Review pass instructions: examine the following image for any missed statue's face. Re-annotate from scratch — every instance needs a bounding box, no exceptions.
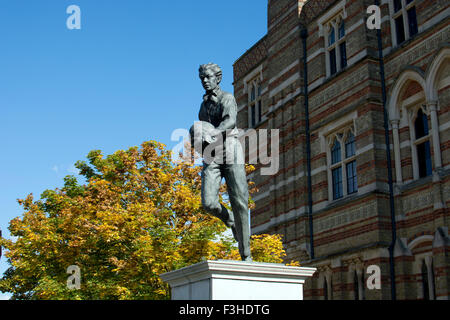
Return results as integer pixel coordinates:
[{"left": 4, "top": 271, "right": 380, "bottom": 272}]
[{"left": 200, "top": 69, "right": 219, "bottom": 92}]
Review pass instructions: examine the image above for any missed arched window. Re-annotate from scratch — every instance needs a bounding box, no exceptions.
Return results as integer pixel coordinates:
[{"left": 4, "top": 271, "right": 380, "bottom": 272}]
[
  {"left": 339, "top": 20, "right": 345, "bottom": 39},
  {"left": 328, "top": 26, "right": 336, "bottom": 46},
  {"left": 331, "top": 139, "right": 343, "bottom": 200},
  {"left": 345, "top": 133, "right": 357, "bottom": 195},
  {"left": 257, "top": 84, "right": 262, "bottom": 124},
  {"left": 250, "top": 105, "right": 256, "bottom": 128},
  {"left": 328, "top": 26, "right": 337, "bottom": 76},
  {"left": 389, "top": 70, "right": 442, "bottom": 184},
  {"left": 414, "top": 108, "right": 429, "bottom": 139},
  {"left": 345, "top": 132, "right": 356, "bottom": 158},
  {"left": 414, "top": 108, "right": 432, "bottom": 178},
  {"left": 338, "top": 21, "right": 347, "bottom": 69},
  {"left": 323, "top": 277, "right": 329, "bottom": 300},
  {"left": 247, "top": 81, "right": 263, "bottom": 128},
  {"left": 332, "top": 139, "right": 341, "bottom": 164},
  {"left": 325, "top": 16, "right": 347, "bottom": 77},
  {"left": 328, "top": 129, "right": 358, "bottom": 201}
]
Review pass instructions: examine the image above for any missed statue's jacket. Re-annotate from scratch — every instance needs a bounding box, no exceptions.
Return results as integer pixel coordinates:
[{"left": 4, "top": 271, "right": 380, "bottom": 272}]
[{"left": 198, "top": 88, "right": 242, "bottom": 165}]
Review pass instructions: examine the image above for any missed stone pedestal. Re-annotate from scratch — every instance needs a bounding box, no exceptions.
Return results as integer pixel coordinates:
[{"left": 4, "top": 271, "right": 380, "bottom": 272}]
[{"left": 160, "top": 260, "right": 316, "bottom": 300}]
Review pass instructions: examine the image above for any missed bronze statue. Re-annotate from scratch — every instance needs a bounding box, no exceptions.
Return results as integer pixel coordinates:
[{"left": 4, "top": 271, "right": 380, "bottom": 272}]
[{"left": 190, "top": 63, "right": 252, "bottom": 262}]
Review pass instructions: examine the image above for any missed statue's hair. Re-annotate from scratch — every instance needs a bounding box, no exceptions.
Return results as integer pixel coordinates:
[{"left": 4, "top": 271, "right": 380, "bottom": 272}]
[{"left": 199, "top": 63, "right": 222, "bottom": 82}]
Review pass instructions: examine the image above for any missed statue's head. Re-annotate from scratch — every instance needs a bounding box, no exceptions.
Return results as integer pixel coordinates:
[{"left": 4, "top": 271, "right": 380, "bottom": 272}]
[{"left": 199, "top": 63, "right": 222, "bottom": 92}]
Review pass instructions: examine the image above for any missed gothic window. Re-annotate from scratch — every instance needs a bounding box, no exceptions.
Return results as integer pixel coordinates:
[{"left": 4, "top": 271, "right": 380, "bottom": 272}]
[
  {"left": 257, "top": 84, "right": 262, "bottom": 124},
  {"left": 250, "top": 105, "right": 256, "bottom": 128},
  {"left": 325, "top": 15, "right": 347, "bottom": 77},
  {"left": 328, "top": 26, "right": 335, "bottom": 46},
  {"left": 331, "top": 140, "right": 343, "bottom": 200},
  {"left": 345, "top": 133, "right": 357, "bottom": 195},
  {"left": 332, "top": 167, "right": 343, "bottom": 200},
  {"left": 338, "top": 21, "right": 347, "bottom": 69},
  {"left": 413, "top": 108, "right": 432, "bottom": 178},
  {"left": 332, "top": 139, "right": 341, "bottom": 164},
  {"left": 389, "top": 71, "right": 443, "bottom": 184},
  {"left": 328, "top": 127, "right": 357, "bottom": 201},
  {"left": 329, "top": 47, "right": 337, "bottom": 76},
  {"left": 250, "top": 84, "right": 256, "bottom": 102},
  {"left": 257, "top": 100, "right": 262, "bottom": 124},
  {"left": 248, "top": 81, "right": 263, "bottom": 128},
  {"left": 345, "top": 131, "right": 356, "bottom": 158},
  {"left": 391, "top": 0, "right": 418, "bottom": 46}
]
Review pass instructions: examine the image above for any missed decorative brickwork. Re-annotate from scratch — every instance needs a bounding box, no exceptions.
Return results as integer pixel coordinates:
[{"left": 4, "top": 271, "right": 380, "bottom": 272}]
[
  {"left": 233, "top": 0, "right": 450, "bottom": 300},
  {"left": 233, "top": 37, "right": 268, "bottom": 83}
]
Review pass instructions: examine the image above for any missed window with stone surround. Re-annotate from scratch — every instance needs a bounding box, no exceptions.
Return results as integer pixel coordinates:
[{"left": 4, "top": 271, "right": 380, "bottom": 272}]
[
  {"left": 399, "top": 103, "right": 434, "bottom": 181},
  {"left": 324, "top": 12, "right": 347, "bottom": 77},
  {"left": 389, "top": 67, "right": 444, "bottom": 185},
  {"left": 248, "top": 80, "right": 262, "bottom": 128},
  {"left": 328, "top": 127, "right": 357, "bottom": 201},
  {"left": 317, "top": 0, "right": 348, "bottom": 78},
  {"left": 389, "top": 0, "right": 418, "bottom": 46},
  {"left": 413, "top": 107, "right": 432, "bottom": 178}
]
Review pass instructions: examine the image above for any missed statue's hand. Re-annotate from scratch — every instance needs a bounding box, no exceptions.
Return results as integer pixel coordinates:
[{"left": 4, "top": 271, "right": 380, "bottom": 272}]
[
  {"left": 203, "top": 127, "right": 221, "bottom": 144},
  {"left": 203, "top": 134, "right": 215, "bottom": 144},
  {"left": 190, "top": 121, "right": 221, "bottom": 153}
]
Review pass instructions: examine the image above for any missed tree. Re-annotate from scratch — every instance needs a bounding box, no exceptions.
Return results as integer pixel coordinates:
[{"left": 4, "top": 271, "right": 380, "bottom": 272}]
[{"left": 0, "top": 141, "right": 297, "bottom": 300}]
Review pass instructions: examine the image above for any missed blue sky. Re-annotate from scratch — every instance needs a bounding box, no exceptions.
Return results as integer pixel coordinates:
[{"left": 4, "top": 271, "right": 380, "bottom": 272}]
[{"left": 0, "top": 0, "right": 266, "bottom": 298}]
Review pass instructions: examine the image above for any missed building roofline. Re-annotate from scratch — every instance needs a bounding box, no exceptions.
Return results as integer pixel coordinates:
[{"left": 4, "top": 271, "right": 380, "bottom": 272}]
[{"left": 233, "top": 34, "right": 268, "bottom": 67}]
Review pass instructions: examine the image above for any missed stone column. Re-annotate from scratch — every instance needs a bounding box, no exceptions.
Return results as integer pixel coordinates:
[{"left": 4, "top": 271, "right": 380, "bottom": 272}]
[
  {"left": 408, "top": 109, "right": 419, "bottom": 180},
  {"left": 428, "top": 101, "right": 442, "bottom": 169},
  {"left": 391, "top": 119, "right": 402, "bottom": 183},
  {"left": 425, "top": 256, "right": 436, "bottom": 300}
]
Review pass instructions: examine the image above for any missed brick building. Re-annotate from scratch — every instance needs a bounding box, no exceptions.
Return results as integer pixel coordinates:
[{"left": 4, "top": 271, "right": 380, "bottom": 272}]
[{"left": 233, "top": 0, "right": 450, "bottom": 299}]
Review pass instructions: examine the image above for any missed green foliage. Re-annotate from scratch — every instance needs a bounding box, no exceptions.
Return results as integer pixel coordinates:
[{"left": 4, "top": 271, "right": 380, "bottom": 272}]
[{"left": 0, "top": 141, "right": 296, "bottom": 300}]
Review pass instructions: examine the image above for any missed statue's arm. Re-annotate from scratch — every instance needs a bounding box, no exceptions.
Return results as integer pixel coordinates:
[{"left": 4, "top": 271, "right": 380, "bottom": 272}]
[
  {"left": 197, "top": 103, "right": 216, "bottom": 144},
  {"left": 199, "top": 103, "right": 207, "bottom": 122},
  {"left": 215, "top": 93, "right": 237, "bottom": 134}
]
